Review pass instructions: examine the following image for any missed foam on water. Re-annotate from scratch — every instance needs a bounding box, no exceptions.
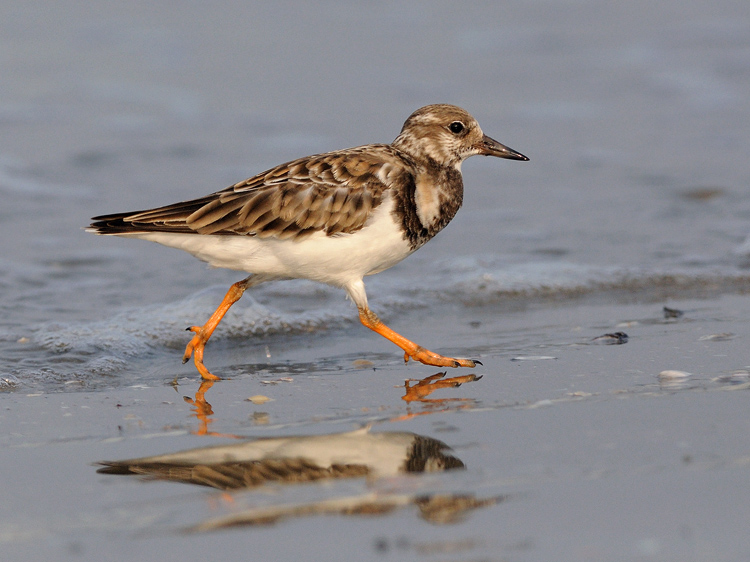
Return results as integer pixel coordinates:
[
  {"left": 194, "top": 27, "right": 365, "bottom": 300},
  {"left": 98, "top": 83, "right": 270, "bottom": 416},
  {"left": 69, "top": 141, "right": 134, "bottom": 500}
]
[{"left": 4, "top": 258, "right": 750, "bottom": 392}]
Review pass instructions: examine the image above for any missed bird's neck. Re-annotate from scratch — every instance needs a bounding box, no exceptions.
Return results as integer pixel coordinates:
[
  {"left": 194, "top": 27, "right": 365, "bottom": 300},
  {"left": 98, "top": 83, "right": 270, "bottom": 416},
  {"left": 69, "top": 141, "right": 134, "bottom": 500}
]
[{"left": 391, "top": 163, "right": 464, "bottom": 251}]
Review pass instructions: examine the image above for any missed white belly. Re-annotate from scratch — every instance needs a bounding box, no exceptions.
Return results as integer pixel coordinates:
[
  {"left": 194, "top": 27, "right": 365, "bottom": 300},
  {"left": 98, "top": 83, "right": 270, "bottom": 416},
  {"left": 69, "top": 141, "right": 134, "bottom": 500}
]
[{"left": 124, "top": 198, "right": 413, "bottom": 288}]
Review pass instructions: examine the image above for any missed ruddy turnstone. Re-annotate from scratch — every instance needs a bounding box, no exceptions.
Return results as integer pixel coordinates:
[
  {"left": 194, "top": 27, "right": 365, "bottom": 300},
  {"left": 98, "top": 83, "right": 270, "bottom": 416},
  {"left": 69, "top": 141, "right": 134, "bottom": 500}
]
[{"left": 89, "top": 104, "right": 528, "bottom": 380}]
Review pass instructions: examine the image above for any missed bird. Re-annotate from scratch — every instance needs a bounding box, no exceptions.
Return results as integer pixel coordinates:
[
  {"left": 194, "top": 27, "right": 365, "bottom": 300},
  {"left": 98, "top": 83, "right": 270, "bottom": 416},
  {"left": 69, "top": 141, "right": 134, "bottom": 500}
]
[{"left": 88, "top": 104, "right": 528, "bottom": 380}]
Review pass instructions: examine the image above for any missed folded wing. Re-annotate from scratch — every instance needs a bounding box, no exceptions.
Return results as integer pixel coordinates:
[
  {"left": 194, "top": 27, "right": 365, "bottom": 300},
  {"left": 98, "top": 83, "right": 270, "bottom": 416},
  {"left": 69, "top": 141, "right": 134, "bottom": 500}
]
[{"left": 90, "top": 145, "right": 409, "bottom": 241}]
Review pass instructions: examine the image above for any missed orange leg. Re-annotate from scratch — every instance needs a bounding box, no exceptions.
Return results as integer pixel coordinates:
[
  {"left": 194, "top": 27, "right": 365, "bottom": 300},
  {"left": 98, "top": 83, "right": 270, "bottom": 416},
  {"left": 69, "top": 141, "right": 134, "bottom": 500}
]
[
  {"left": 183, "top": 278, "right": 252, "bottom": 380},
  {"left": 358, "top": 307, "right": 480, "bottom": 368}
]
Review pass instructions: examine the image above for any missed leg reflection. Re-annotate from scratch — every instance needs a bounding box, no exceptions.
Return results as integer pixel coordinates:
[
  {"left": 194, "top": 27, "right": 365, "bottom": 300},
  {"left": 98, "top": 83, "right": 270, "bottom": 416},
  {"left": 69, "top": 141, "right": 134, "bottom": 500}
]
[{"left": 402, "top": 372, "right": 482, "bottom": 403}]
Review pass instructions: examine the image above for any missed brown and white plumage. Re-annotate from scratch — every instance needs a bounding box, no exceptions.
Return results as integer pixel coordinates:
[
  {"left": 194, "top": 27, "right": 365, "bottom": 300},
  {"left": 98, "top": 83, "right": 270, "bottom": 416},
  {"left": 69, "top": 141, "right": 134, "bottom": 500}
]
[
  {"left": 89, "top": 104, "right": 528, "bottom": 380},
  {"left": 91, "top": 145, "right": 397, "bottom": 240}
]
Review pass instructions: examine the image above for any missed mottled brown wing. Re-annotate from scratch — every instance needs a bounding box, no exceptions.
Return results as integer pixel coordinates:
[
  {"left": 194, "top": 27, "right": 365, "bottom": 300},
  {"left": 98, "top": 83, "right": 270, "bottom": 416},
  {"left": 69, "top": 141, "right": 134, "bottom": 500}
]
[{"left": 90, "top": 145, "right": 409, "bottom": 240}]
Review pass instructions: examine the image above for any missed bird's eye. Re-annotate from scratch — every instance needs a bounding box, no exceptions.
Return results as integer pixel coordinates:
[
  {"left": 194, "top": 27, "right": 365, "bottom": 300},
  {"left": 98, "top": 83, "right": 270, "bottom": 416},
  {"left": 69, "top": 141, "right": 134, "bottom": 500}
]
[{"left": 449, "top": 121, "right": 465, "bottom": 134}]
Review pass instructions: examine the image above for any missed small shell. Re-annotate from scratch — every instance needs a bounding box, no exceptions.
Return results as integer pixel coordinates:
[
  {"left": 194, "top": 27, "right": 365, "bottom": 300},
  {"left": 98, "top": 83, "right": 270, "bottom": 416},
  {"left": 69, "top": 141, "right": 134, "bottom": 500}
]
[
  {"left": 592, "top": 332, "right": 628, "bottom": 345},
  {"left": 658, "top": 370, "right": 691, "bottom": 379},
  {"left": 246, "top": 395, "right": 273, "bottom": 404},
  {"left": 663, "top": 306, "right": 684, "bottom": 319},
  {"left": 698, "top": 333, "right": 734, "bottom": 341}
]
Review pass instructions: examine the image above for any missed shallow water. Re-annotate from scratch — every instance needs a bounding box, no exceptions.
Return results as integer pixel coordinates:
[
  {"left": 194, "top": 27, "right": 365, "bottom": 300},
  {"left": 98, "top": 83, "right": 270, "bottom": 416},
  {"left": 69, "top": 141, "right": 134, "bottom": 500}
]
[{"left": 2, "top": 1, "right": 750, "bottom": 560}]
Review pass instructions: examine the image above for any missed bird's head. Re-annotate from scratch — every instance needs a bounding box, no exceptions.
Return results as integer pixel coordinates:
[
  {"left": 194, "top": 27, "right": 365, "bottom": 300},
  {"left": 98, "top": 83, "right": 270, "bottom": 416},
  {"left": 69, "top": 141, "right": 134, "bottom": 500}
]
[{"left": 393, "top": 104, "right": 528, "bottom": 169}]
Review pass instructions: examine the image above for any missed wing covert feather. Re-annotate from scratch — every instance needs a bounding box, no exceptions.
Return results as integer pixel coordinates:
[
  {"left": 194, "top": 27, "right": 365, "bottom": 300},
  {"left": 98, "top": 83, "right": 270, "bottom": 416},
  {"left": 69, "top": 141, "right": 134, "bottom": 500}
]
[{"left": 181, "top": 146, "right": 407, "bottom": 238}]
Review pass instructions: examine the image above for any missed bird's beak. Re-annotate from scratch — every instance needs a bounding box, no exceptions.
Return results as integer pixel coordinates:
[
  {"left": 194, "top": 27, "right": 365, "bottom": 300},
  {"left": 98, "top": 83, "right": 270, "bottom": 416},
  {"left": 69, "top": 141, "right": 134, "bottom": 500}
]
[{"left": 478, "top": 134, "right": 529, "bottom": 161}]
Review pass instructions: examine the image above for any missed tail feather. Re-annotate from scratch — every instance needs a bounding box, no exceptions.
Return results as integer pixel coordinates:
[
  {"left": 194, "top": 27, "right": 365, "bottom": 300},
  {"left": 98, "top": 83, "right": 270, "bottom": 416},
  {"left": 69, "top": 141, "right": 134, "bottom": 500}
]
[{"left": 87, "top": 197, "right": 214, "bottom": 235}]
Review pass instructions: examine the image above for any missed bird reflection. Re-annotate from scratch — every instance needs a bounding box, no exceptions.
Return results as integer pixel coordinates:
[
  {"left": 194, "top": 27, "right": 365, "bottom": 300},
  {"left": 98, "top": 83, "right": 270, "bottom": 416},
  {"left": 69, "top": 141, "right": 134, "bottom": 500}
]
[
  {"left": 182, "top": 380, "right": 227, "bottom": 437},
  {"left": 97, "top": 427, "right": 502, "bottom": 530},
  {"left": 187, "top": 492, "right": 504, "bottom": 531},
  {"left": 98, "top": 427, "right": 464, "bottom": 487},
  {"left": 180, "top": 370, "right": 482, "bottom": 435}
]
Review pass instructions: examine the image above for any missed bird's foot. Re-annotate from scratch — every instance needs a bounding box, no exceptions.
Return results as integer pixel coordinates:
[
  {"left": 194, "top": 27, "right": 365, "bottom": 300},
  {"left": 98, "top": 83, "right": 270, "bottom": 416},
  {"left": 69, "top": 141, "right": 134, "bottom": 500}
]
[
  {"left": 183, "top": 326, "right": 221, "bottom": 381},
  {"left": 357, "top": 307, "right": 481, "bottom": 369},
  {"left": 403, "top": 346, "right": 481, "bottom": 368}
]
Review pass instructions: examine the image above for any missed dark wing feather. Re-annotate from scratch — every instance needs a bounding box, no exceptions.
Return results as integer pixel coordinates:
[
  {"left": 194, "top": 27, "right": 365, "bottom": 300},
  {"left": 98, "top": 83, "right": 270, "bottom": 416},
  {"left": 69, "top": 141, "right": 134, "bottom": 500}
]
[{"left": 90, "top": 145, "right": 410, "bottom": 240}]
